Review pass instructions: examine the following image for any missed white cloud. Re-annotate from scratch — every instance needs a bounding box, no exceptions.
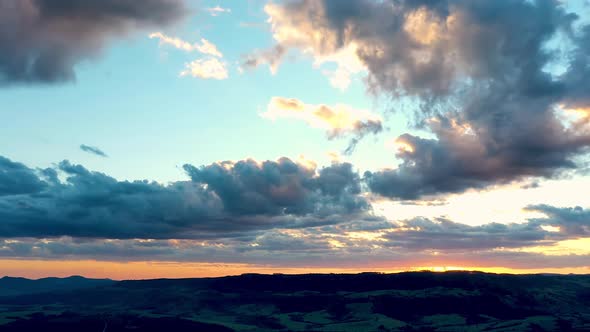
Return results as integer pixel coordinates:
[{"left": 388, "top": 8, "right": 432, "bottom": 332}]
[
  {"left": 248, "top": 4, "right": 367, "bottom": 90},
  {"left": 180, "top": 58, "right": 229, "bottom": 80},
  {"left": 150, "top": 32, "right": 229, "bottom": 80},
  {"left": 149, "top": 32, "right": 223, "bottom": 58},
  {"left": 206, "top": 6, "right": 231, "bottom": 16}
]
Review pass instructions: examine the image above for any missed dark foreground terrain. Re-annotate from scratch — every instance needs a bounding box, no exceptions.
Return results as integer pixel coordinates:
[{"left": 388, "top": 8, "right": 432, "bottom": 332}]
[{"left": 1, "top": 271, "right": 589, "bottom": 331}]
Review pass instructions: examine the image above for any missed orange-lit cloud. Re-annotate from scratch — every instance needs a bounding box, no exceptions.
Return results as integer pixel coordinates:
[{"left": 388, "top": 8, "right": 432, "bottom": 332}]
[
  {"left": 264, "top": 97, "right": 382, "bottom": 140},
  {"left": 403, "top": 8, "right": 447, "bottom": 45}
]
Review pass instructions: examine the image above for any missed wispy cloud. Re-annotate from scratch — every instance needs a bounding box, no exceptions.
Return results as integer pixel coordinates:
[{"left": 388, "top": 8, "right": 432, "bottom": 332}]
[
  {"left": 80, "top": 144, "right": 108, "bottom": 158},
  {"left": 264, "top": 97, "right": 382, "bottom": 153},
  {"left": 206, "top": 6, "right": 231, "bottom": 17},
  {"left": 149, "top": 32, "right": 228, "bottom": 80},
  {"left": 149, "top": 32, "right": 223, "bottom": 57}
]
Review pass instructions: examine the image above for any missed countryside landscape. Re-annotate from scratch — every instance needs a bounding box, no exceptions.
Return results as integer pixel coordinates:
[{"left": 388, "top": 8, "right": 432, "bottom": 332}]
[
  {"left": 2, "top": 0, "right": 590, "bottom": 330},
  {"left": 1, "top": 272, "right": 590, "bottom": 331}
]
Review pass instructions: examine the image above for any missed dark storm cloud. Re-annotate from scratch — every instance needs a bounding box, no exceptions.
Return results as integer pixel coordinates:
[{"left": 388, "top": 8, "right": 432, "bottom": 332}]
[
  {"left": 258, "top": 0, "right": 590, "bottom": 199},
  {"left": 183, "top": 158, "right": 368, "bottom": 217},
  {"left": 526, "top": 204, "right": 590, "bottom": 236},
  {"left": 366, "top": 113, "right": 590, "bottom": 199},
  {"left": 0, "top": 0, "right": 187, "bottom": 84},
  {"left": 0, "top": 156, "right": 46, "bottom": 196},
  {"left": 0, "top": 155, "right": 371, "bottom": 240},
  {"left": 80, "top": 144, "right": 108, "bottom": 157},
  {"left": 382, "top": 217, "right": 554, "bottom": 251}
]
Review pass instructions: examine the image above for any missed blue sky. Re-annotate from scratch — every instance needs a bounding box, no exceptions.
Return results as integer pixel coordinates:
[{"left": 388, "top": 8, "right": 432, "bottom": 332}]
[{"left": 0, "top": 0, "right": 406, "bottom": 183}]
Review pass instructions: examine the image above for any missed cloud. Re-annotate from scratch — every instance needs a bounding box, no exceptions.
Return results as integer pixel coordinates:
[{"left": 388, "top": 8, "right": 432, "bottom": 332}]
[
  {"left": 183, "top": 158, "right": 368, "bottom": 217},
  {"left": 206, "top": 6, "right": 231, "bottom": 17},
  {"left": 526, "top": 204, "right": 590, "bottom": 237},
  {"left": 0, "top": 0, "right": 187, "bottom": 85},
  {"left": 254, "top": 0, "right": 590, "bottom": 199},
  {"left": 0, "top": 155, "right": 371, "bottom": 240},
  {"left": 0, "top": 156, "right": 46, "bottom": 196},
  {"left": 264, "top": 97, "right": 383, "bottom": 153},
  {"left": 149, "top": 32, "right": 227, "bottom": 79},
  {"left": 149, "top": 32, "right": 223, "bottom": 57},
  {"left": 243, "top": 3, "right": 367, "bottom": 90},
  {"left": 242, "top": 45, "right": 286, "bottom": 75},
  {"left": 381, "top": 217, "right": 552, "bottom": 252},
  {"left": 365, "top": 107, "right": 590, "bottom": 199},
  {"left": 1, "top": 208, "right": 589, "bottom": 270},
  {"left": 180, "top": 58, "right": 229, "bottom": 80},
  {"left": 79, "top": 144, "right": 108, "bottom": 158},
  {"left": 1, "top": 154, "right": 589, "bottom": 269}
]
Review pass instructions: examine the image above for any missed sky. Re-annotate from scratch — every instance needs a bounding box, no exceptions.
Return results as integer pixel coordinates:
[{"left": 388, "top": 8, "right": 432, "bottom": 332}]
[{"left": 1, "top": 0, "right": 590, "bottom": 279}]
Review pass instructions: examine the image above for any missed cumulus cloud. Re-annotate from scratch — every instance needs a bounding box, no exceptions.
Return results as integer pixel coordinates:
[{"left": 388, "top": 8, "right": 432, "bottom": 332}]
[
  {"left": 183, "top": 158, "right": 368, "bottom": 217},
  {"left": 243, "top": 2, "right": 367, "bottom": 90},
  {"left": 253, "top": 0, "right": 590, "bottom": 199},
  {"left": 79, "top": 144, "right": 108, "bottom": 158},
  {"left": 366, "top": 113, "right": 590, "bottom": 199},
  {"left": 264, "top": 97, "right": 383, "bottom": 153},
  {"left": 0, "top": 156, "right": 46, "bottom": 196},
  {"left": 149, "top": 32, "right": 223, "bottom": 57},
  {"left": 179, "top": 58, "right": 229, "bottom": 80},
  {"left": 0, "top": 155, "right": 371, "bottom": 240},
  {"left": 0, "top": 0, "right": 187, "bottom": 84}
]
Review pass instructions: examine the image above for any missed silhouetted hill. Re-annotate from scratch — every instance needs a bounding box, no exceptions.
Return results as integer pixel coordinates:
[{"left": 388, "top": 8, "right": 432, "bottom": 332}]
[
  {"left": 0, "top": 275, "right": 114, "bottom": 297},
  {"left": 1, "top": 271, "right": 589, "bottom": 331}
]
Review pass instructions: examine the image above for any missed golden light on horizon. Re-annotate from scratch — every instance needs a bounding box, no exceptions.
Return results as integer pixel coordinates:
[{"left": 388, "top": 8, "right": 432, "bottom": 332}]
[
  {"left": 500, "top": 237, "right": 590, "bottom": 256},
  {"left": 1, "top": 259, "right": 588, "bottom": 280},
  {"left": 372, "top": 176, "right": 590, "bottom": 227}
]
